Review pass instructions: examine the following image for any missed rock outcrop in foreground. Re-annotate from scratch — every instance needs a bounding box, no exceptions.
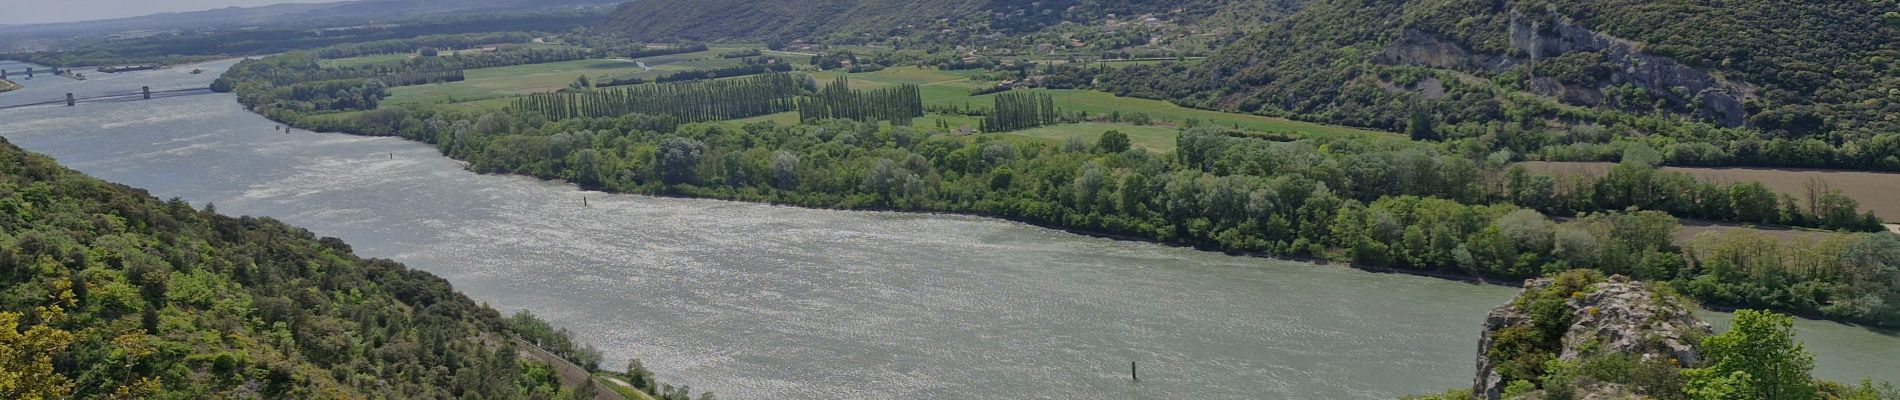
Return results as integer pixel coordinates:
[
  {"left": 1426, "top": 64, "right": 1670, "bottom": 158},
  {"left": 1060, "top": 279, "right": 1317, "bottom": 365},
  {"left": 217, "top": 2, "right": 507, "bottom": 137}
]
[{"left": 1473, "top": 273, "right": 1712, "bottom": 400}]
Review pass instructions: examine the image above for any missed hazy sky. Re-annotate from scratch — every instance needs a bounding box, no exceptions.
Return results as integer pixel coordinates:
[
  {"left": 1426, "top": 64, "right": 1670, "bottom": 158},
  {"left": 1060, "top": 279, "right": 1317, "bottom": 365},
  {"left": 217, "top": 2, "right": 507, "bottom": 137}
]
[{"left": 0, "top": 0, "right": 346, "bottom": 25}]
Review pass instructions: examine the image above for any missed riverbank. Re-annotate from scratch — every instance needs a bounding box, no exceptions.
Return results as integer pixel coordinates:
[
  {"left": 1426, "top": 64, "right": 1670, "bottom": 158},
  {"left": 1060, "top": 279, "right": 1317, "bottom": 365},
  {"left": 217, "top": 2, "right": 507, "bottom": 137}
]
[
  {"left": 0, "top": 78, "right": 19, "bottom": 93},
  {"left": 622, "top": 188, "right": 1504, "bottom": 286},
  {"left": 249, "top": 97, "right": 1900, "bottom": 330}
]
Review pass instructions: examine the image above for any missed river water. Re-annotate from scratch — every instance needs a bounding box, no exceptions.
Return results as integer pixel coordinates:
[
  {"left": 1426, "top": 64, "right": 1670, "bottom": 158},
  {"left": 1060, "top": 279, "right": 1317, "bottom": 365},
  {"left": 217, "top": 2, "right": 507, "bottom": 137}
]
[{"left": 1, "top": 60, "right": 1893, "bottom": 398}]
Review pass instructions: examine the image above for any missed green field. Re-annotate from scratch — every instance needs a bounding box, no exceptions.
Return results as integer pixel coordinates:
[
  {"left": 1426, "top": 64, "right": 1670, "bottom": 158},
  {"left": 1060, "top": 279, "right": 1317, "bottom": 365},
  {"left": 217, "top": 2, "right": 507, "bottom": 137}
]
[
  {"left": 319, "top": 53, "right": 413, "bottom": 68},
  {"left": 809, "top": 68, "right": 986, "bottom": 109},
  {"left": 380, "top": 56, "right": 1400, "bottom": 149},
  {"left": 1005, "top": 123, "right": 1181, "bottom": 152},
  {"left": 967, "top": 89, "right": 1396, "bottom": 141},
  {"left": 817, "top": 67, "right": 1398, "bottom": 142},
  {"left": 384, "top": 59, "right": 652, "bottom": 106},
  {"left": 711, "top": 111, "right": 805, "bottom": 130},
  {"left": 383, "top": 48, "right": 756, "bottom": 107}
]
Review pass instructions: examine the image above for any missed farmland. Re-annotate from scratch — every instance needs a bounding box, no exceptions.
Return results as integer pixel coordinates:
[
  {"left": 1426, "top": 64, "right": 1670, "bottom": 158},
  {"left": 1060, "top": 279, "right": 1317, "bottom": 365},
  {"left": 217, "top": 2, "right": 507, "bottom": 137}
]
[
  {"left": 1518, "top": 161, "right": 1900, "bottom": 222},
  {"left": 815, "top": 66, "right": 1399, "bottom": 142},
  {"left": 1004, "top": 122, "right": 1180, "bottom": 152},
  {"left": 318, "top": 53, "right": 413, "bottom": 68},
  {"left": 382, "top": 47, "right": 747, "bottom": 107},
  {"left": 368, "top": 55, "right": 1397, "bottom": 149}
]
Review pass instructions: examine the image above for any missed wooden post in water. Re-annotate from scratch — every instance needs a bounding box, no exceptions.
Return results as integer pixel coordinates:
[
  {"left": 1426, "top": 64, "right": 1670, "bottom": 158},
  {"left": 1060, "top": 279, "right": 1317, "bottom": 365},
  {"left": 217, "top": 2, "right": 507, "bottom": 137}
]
[
  {"left": 142, "top": 86, "right": 151, "bottom": 100},
  {"left": 65, "top": 93, "right": 75, "bottom": 107},
  {"left": 1131, "top": 361, "right": 1138, "bottom": 382}
]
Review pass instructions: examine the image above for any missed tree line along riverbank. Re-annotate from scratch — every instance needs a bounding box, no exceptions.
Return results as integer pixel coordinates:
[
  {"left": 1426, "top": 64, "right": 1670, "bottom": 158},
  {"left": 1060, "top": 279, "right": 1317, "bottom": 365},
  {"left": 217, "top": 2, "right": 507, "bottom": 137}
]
[{"left": 212, "top": 48, "right": 1900, "bottom": 330}]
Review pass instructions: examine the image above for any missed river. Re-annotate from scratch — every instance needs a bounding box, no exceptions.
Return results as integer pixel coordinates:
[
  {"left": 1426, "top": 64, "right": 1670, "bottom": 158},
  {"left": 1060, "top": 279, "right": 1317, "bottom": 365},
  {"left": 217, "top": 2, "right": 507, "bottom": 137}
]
[{"left": 1, "top": 59, "right": 1893, "bottom": 398}]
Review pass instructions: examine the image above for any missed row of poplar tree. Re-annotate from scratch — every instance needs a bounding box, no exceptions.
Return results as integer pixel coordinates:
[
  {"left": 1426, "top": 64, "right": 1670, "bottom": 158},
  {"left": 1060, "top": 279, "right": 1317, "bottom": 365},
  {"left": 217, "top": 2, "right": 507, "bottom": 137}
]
[
  {"left": 980, "top": 90, "right": 1059, "bottom": 132},
  {"left": 794, "top": 77, "right": 925, "bottom": 125},
  {"left": 513, "top": 73, "right": 810, "bottom": 122},
  {"left": 516, "top": 73, "right": 926, "bottom": 126}
]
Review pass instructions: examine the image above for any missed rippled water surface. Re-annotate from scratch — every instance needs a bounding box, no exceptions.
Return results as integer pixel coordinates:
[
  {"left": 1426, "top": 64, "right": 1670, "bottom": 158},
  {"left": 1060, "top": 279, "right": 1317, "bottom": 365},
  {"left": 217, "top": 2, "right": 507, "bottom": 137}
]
[{"left": 1, "top": 60, "right": 1893, "bottom": 398}]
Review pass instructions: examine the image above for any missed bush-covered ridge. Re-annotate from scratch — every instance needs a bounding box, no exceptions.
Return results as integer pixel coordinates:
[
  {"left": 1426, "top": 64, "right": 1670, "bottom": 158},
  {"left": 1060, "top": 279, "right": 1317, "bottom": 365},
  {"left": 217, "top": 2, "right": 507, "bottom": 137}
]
[
  {"left": 598, "top": 0, "right": 1280, "bottom": 44},
  {"left": 0, "top": 137, "right": 615, "bottom": 398},
  {"left": 1103, "top": 0, "right": 1900, "bottom": 171}
]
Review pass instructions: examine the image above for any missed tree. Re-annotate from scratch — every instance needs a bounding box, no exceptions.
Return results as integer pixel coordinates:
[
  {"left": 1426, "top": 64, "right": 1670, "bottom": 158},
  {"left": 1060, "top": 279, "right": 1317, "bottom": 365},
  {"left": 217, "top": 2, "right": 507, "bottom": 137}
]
[
  {"left": 1063, "top": 136, "right": 1088, "bottom": 153},
  {"left": 1096, "top": 130, "right": 1131, "bottom": 153},
  {"left": 1495, "top": 209, "right": 1555, "bottom": 253},
  {"left": 419, "top": 47, "right": 440, "bottom": 57},
  {"left": 771, "top": 151, "right": 800, "bottom": 190},
  {"left": 1729, "top": 183, "right": 1779, "bottom": 224},
  {"left": 1074, "top": 162, "right": 1108, "bottom": 209},
  {"left": 1691, "top": 310, "right": 1815, "bottom": 400},
  {"left": 657, "top": 137, "right": 707, "bottom": 185},
  {"left": 0, "top": 312, "right": 75, "bottom": 400},
  {"left": 1407, "top": 111, "right": 1438, "bottom": 140},
  {"left": 573, "top": 149, "right": 602, "bottom": 188},
  {"left": 626, "top": 358, "right": 654, "bottom": 391}
]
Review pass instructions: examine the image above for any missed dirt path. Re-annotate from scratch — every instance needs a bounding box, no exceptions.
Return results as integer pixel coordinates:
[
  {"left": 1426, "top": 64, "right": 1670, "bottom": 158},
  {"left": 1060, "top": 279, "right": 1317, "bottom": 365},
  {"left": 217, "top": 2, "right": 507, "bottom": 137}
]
[{"left": 514, "top": 337, "right": 625, "bottom": 400}]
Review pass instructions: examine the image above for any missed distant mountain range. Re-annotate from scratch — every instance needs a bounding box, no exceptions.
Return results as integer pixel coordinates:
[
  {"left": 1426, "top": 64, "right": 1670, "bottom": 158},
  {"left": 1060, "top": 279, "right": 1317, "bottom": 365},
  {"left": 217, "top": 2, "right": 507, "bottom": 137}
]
[{"left": 0, "top": 0, "right": 626, "bottom": 51}]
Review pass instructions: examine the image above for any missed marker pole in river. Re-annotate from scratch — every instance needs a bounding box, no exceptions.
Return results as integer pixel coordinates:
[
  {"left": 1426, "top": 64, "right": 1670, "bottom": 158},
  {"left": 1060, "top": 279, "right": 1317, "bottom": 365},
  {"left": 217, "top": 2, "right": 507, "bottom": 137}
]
[{"left": 1131, "top": 361, "right": 1138, "bottom": 382}]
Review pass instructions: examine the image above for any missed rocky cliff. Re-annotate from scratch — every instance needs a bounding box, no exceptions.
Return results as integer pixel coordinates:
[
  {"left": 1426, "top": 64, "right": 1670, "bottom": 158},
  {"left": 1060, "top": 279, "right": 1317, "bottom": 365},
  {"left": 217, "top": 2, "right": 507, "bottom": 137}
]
[
  {"left": 1473, "top": 274, "right": 1711, "bottom": 400},
  {"left": 1372, "top": 12, "right": 1753, "bottom": 127}
]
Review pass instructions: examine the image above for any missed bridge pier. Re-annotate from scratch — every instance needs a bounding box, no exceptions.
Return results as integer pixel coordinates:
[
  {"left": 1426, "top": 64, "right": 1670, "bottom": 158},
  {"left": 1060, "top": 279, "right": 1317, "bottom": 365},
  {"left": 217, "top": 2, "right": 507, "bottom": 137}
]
[
  {"left": 143, "top": 86, "right": 151, "bottom": 100},
  {"left": 66, "top": 93, "right": 75, "bottom": 107},
  {"left": 26, "top": 67, "right": 33, "bottom": 78}
]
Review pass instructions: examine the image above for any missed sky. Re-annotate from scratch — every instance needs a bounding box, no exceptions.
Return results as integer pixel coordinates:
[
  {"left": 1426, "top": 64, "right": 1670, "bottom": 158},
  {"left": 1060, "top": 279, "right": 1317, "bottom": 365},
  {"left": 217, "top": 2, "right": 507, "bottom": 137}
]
[{"left": 0, "top": 0, "right": 346, "bottom": 25}]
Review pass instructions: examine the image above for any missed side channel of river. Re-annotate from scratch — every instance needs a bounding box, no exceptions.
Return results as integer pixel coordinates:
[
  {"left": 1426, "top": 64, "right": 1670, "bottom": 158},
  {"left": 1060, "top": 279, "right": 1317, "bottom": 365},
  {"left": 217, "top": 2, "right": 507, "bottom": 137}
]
[{"left": 1, "top": 59, "right": 1893, "bottom": 399}]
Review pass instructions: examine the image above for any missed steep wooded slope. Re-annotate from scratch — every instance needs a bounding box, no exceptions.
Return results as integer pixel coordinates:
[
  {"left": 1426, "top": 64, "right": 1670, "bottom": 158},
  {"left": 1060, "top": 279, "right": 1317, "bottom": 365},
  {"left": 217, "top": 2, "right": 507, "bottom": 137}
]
[
  {"left": 0, "top": 138, "right": 583, "bottom": 398},
  {"left": 1168, "top": 0, "right": 1900, "bottom": 139},
  {"left": 598, "top": 0, "right": 1290, "bottom": 42}
]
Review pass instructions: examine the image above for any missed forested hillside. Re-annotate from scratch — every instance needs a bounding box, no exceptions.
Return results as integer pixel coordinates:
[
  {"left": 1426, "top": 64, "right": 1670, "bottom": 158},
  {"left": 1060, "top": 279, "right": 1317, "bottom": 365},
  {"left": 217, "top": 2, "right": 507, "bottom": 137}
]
[
  {"left": 599, "top": 0, "right": 1292, "bottom": 44},
  {"left": 600, "top": 0, "right": 988, "bottom": 43},
  {"left": 0, "top": 138, "right": 613, "bottom": 398},
  {"left": 1106, "top": 0, "right": 1900, "bottom": 170}
]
